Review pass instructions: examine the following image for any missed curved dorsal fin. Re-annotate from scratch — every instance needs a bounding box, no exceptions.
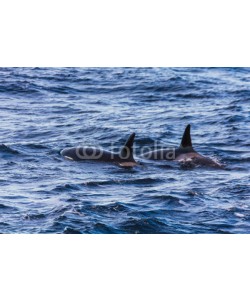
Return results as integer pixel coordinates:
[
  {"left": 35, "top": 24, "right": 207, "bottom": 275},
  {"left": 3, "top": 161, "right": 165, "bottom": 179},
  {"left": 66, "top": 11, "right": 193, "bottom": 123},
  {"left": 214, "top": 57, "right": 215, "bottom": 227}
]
[
  {"left": 120, "top": 133, "right": 136, "bottom": 160},
  {"left": 180, "top": 124, "right": 192, "bottom": 148}
]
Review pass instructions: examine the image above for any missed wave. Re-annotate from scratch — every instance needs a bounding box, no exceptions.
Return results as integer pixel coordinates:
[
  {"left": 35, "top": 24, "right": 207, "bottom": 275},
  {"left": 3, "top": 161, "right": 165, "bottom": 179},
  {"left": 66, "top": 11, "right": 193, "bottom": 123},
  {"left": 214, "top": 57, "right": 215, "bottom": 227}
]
[
  {"left": 0, "top": 144, "right": 19, "bottom": 155},
  {"left": 82, "top": 177, "right": 163, "bottom": 187},
  {"left": 0, "top": 82, "right": 43, "bottom": 95}
]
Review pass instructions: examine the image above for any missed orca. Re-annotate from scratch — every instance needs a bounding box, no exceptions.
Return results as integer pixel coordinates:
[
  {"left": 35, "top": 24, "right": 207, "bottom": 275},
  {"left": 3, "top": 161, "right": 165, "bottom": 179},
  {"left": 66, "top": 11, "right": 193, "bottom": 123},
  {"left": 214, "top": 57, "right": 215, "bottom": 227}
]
[
  {"left": 61, "top": 133, "right": 138, "bottom": 167},
  {"left": 143, "top": 125, "right": 223, "bottom": 168}
]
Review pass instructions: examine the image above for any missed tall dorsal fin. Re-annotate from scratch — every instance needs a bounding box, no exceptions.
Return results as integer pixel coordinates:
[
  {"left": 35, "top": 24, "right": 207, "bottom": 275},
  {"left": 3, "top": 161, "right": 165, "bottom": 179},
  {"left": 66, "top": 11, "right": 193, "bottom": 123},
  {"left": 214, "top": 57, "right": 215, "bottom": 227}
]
[
  {"left": 120, "top": 133, "right": 136, "bottom": 160},
  {"left": 180, "top": 124, "right": 192, "bottom": 148}
]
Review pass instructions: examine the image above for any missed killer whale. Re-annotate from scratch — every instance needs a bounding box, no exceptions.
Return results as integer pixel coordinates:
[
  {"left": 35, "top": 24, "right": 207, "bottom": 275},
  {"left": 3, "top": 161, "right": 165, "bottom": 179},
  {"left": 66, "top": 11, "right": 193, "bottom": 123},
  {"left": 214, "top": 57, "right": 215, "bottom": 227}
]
[
  {"left": 61, "top": 133, "right": 137, "bottom": 167},
  {"left": 143, "top": 125, "right": 223, "bottom": 168}
]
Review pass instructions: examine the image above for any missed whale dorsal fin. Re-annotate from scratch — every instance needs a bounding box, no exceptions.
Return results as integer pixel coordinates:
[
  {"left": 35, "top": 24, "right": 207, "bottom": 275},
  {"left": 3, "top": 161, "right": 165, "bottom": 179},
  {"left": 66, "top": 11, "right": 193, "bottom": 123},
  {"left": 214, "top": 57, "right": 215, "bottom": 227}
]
[
  {"left": 120, "top": 133, "right": 136, "bottom": 160},
  {"left": 180, "top": 124, "right": 192, "bottom": 148}
]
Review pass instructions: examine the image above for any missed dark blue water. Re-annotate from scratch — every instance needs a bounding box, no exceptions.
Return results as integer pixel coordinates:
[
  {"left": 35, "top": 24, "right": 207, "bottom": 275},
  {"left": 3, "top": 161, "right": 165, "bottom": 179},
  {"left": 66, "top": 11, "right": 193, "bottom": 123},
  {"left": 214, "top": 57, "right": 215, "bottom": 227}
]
[{"left": 0, "top": 67, "right": 249, "bottom": 233}]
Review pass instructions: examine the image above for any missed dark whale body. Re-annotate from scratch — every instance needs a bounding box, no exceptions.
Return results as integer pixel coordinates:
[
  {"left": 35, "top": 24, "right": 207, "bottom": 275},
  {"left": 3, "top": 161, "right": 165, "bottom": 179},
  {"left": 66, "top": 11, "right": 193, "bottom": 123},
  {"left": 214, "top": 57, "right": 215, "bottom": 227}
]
[
  {"left": 61, "top": 133, "right": 137, "bottom": 167},
  {"left": 143, "top": 125, "right": 223, "bottom": 168}
]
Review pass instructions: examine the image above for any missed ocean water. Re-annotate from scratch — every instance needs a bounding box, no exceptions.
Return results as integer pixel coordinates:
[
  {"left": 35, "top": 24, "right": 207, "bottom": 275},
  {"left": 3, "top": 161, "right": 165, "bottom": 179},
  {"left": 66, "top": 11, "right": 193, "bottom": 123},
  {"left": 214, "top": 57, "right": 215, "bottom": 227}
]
[{"left": 0, "top": 67, "right": 249, "bottom": 234}]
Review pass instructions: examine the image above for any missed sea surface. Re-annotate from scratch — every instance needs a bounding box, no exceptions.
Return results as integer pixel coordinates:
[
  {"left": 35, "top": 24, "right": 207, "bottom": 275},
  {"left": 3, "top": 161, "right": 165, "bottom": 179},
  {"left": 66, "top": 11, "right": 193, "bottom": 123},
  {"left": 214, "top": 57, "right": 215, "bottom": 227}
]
[{"left": 0, "top": 67, "right": 249, "bottom": 233}]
